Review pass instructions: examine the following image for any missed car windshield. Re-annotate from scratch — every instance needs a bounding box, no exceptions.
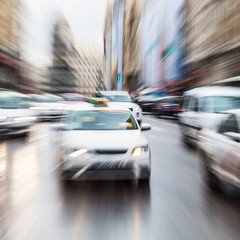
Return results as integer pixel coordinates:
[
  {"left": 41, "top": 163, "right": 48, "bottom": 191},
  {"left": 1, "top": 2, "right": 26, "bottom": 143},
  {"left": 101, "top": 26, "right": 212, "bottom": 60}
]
[
  {"left": 101, "top": 94, "right": 131, "bottom": 102},
  {"left": 0, "top": 97, "right": 30, "bottom": 109},
  {"left": 63, "top": 96, "right": 83, "bottom": 101},
  {"left": 201, "top": 96, "right": 240, "bottom": 113},
  {"left": 66, "top": 110, "right": 138, "bottom": 130}
]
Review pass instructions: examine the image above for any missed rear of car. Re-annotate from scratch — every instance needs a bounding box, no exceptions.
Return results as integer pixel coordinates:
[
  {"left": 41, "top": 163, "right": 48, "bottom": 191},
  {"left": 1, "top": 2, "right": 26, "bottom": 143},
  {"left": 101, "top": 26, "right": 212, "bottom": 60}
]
[
  {"left": 198, "top": 110, "right": 240, "bottom": 191},
  {"left": 57, "top": 104, "right": 151, "bottom": 182},
  {"left": 97, "top": 91, "right": 142, "bottom": 125},
  {"left": 152, "top": 96, "right": 182, "bottom": 118},
  {"left": 134, "top": 95, "right": 159, "bottom": 112},
  {"left": 0, "top": 92, "right": 37, "bottom": 136},
  {"left": 178, "top": 86, "right": 240, "bottom": 146}
]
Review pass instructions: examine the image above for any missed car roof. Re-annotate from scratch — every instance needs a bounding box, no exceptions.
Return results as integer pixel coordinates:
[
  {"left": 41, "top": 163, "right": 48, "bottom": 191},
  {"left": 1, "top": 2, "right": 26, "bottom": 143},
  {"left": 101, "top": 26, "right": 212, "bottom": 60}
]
[
  {"left": 184, "top": 86, "right": 240, "bottom": 97},
  {"left": 71, "top": 102, "right": 131, "bottom": 112},
  {"left": 98, "top": 91, "right": 129, "bottom": 96},
  {"left": 61, "top": 93, "right": 84, "bottom": 97},
  {"left": 0, "top": 91, "right": 30, "bottom": 98}
]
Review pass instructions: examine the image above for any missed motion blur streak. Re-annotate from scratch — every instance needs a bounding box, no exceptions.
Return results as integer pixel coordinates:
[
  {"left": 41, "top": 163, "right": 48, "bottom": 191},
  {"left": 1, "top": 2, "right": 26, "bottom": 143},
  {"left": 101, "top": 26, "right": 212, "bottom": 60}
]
[{"left": 0, "top": 0, "right": 240, "bottom": 239}]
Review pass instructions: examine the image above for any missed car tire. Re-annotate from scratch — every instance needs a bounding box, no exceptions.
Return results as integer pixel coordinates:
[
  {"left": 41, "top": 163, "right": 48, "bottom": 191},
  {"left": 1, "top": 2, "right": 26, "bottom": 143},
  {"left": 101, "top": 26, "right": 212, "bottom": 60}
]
[
  {"left": 199, "top": 150, "right": 219, "bottom": 192},
  {"left": 138, "top": 178, "right": 150, "bottom": 187}
]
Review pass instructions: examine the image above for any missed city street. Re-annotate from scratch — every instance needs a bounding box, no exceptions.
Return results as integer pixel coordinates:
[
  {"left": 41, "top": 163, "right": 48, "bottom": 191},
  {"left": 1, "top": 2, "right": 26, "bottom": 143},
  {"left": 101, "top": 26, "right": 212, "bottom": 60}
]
[{"left": 0, "top": 115, "right": 240, "bottom": 240}]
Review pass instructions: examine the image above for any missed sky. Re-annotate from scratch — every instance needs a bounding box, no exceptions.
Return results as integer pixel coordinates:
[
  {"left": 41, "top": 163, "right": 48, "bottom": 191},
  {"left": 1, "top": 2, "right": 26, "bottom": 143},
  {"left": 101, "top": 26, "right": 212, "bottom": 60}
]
[{"left": 23, "top": 0, "right": 110, "bottom": 67}]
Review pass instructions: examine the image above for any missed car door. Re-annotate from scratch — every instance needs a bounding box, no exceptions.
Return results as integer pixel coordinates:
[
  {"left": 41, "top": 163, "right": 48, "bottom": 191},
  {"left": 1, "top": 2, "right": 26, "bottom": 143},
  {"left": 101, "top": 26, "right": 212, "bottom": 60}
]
[
  {"left": 211, "top": 114, "right": 240, "bottom": 185},
  {"left": 181, "top": 96, "right": 199, "bottom": 140}
]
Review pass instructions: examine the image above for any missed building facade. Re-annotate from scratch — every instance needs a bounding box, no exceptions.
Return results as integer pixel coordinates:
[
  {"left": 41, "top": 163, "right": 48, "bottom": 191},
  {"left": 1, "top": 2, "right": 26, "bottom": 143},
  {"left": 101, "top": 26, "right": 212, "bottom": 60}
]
[
  {"left": 104, "top": 0, "right": 143, "bottom": 92},
  {"left": 0, "top": 0, "right": 21, "bottom": 90},
  {"left": 49, "top": 17, "right": 77, "bottom": 93},
  {"left": 182, "top": 0, "right": 240, "bottom": 88}
]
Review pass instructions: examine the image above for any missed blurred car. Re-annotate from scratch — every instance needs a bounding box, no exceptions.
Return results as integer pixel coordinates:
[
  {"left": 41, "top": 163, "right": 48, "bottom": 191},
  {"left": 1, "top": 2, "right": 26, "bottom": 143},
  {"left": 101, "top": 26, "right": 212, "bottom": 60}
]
[
  {"left": 198, "top": 110, "right": 240, "bottom": 191},
  {"left": 56, "top": 99, "right": 151, "bottom": 183},
  {"left": 30, "top": 94, "right": 68, "bottom": 121},
  {"left": 97, "top": 91, "right": 142, "bottom": 125},
  {"left": 0, "top": 91, "right": 37, "bottom": 136},
  {"left": 61, "top": 93, "right": 87, "bottom": 104},
  {"left": 178, "top": 86, "right": 240, "bottom": 146},
  {"left": 152, "top": 96, "right": 182, "bottom": 118},
  {"left": 134, "top": 95, "right": 160, "bottom": 112}
]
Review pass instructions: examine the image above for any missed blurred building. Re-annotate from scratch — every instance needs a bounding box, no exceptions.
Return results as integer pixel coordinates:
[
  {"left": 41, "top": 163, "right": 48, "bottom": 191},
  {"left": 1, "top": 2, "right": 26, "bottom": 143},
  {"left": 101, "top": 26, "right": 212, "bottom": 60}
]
[
  {"left": 182, "top": 0, "right": 240, "bottom": 88},
  {"left": 76, "top": 44, "right": 104, "bottom": 96},
  {"left": 0, "top": 0, "right": 21, "bottom": 90},
  {"left": 49, "top": 17, "right": 76, "bottom": 93},
  {"left": 139, "top": 0, "right": 184, "bottom": 95},
  {"left": 104, "top": 0, "right": 143, "bottom": 92},
  {"left": 104, "top": 3, "right": 112, "bottom": 90}
]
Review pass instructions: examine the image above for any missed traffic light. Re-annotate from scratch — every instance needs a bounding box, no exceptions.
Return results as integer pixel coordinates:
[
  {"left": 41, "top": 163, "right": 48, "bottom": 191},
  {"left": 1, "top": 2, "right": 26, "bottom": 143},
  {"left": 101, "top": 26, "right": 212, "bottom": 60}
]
[{"left": 117, "top": 74, "right": 120, "bottom": 84}]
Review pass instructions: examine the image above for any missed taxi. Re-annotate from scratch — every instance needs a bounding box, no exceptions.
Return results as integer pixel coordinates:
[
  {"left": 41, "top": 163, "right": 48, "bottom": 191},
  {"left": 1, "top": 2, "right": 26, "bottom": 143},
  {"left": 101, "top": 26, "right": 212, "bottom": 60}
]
[
  {"left": 56, "top": 98, "right": 151, "bottom": 184},
  {"left": 198, "top": 110, "right": 240, "bottom": 191}
]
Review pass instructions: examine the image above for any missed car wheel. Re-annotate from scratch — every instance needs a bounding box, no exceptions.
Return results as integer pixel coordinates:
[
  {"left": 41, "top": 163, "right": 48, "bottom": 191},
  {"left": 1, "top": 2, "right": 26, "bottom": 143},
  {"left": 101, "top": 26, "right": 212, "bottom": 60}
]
[
  {"left": 138, "top": 178, "right": 150, "bottom": 187},
  {"left": 200, "top": 150, "right": 219, "bottom": 192}
]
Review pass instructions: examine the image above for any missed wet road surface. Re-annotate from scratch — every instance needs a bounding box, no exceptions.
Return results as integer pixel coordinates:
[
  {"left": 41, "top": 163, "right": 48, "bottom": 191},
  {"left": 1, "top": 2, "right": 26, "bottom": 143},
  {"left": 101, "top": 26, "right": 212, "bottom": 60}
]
[{"left": 0, "top": 115, "right": 240, "bottom": 240}]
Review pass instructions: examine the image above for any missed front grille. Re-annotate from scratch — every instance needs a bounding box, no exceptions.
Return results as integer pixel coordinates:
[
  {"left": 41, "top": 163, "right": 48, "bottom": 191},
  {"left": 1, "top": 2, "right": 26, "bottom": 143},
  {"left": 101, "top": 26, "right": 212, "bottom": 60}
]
[
  {"left": 129, "top": 108, "right": 133, "bottom": 111},
  {"left": 95, "top": 149, "right": 128, "bottom": 154}
]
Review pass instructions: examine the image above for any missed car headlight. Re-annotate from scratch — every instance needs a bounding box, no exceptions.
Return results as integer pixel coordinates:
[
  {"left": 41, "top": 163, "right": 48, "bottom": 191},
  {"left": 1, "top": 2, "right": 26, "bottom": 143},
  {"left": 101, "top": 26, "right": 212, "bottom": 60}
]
[
  {"left": 131, "top": 146, "right": 148, "bottom": 157},
  {"left": 133, "top": 106, "right": 140, "bottom": 111},
  {"left": 14, "top": 116, "right": 37, "bottom": 122},
  {"left": 0, "top": 116, "right": 7, "bottom": 121},
  {"left": 69, "top": 148, "right": 88, "bottom": 158}
]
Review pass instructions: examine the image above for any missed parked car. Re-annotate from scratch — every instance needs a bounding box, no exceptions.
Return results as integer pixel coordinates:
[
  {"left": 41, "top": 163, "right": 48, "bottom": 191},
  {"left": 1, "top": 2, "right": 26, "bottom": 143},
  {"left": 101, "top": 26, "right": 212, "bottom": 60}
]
[
  {"left": 178, "top": 86, "right": 240, "bottom": 146},
  {"left": 0, "top": 91, "right": 37, "bottom": 136},
  {"left": 152, "top": 96, "right": 183, "bottom": 118},
  {"left": 97, "top": 91, "right": 142, "bottom": 125},
  {"left": 198, "top": 110, "right": 240, "bottom": 191}
]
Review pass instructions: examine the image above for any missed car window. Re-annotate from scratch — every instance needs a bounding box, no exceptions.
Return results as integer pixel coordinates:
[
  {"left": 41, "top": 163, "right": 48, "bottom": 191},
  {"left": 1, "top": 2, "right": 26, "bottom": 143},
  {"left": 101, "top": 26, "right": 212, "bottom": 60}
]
[
  {"left": 182, "top": 96, "right": 191, "bottom": 111},
  {"left": 218, "top": 115, "right": 239, "bottom": 134},
  {"left": 66, "top": 110, "right": 138, "bottom": 130},
  {"left": 189, "top": 97, "right": 199, "bottom": 112},
  {"left": 0, "top": 97, "right": 30, "bottom": 109},
  {"left": 201, "top": 96, "right": 240, "bottom": 113}
]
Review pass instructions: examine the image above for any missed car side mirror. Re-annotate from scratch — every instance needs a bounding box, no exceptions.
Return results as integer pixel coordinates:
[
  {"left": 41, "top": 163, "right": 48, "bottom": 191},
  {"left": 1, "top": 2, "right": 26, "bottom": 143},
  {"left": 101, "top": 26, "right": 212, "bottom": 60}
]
[
  {"left": 141, "top": 123, "right": 151, "bottom": 131},
  {"left": 223, "top": 132, "right": 240, "bottom": 142}
]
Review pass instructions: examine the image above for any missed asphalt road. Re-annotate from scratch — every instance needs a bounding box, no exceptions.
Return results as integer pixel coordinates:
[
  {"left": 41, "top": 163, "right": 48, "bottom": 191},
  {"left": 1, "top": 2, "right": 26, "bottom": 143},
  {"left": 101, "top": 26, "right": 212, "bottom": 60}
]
[{"left": 0, "top": 115, "right": 240, "bottom": 240}]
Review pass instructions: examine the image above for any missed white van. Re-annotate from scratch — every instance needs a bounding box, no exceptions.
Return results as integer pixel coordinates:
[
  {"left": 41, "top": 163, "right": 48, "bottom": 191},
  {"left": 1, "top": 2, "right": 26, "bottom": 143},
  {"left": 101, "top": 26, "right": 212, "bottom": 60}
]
[{"left": 178, "top": 86, "right": 240, "bottom": 145}]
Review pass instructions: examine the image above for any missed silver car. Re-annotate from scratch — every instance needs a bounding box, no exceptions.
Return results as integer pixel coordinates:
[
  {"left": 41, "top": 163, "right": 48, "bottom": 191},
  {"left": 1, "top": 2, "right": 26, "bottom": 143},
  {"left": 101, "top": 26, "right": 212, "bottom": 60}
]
[{"left": 56, "top": 103, "right": 151, "bottom": 184}]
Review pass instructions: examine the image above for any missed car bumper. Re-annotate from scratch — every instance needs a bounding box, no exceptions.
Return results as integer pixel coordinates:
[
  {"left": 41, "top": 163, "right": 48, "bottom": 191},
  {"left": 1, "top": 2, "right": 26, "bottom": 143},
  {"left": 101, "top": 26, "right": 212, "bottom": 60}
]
[{"left": 58, "top": 157, "right": 150, "bottom": 180}]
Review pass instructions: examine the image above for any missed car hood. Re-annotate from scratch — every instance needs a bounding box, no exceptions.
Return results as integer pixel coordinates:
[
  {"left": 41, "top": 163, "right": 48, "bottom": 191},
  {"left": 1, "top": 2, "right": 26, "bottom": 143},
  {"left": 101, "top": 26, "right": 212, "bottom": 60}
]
[{"left": 63, "top": 130, "right": 147, "bottom": 150}]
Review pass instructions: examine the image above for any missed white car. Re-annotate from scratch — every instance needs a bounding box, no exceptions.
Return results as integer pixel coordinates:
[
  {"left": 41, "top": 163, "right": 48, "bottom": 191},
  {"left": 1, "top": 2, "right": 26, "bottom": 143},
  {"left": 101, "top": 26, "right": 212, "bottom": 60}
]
[
  {"left": 0, "top": 91, "right": 37, "bottom": 136},
  {"left": 56, "top": 101, "right": 151, "bottom": 184},
  {"left": 97, "top": 91, "right": 142, "bottom": 125},
  {"left": 178, "top": 86, "right": 240, "bottom": 145},
  {"left": 30, "top": 94, "right": 68, "bottom": 121},
  {"left": 198, "top": 110, "right": 240, "bottom": 191}
]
